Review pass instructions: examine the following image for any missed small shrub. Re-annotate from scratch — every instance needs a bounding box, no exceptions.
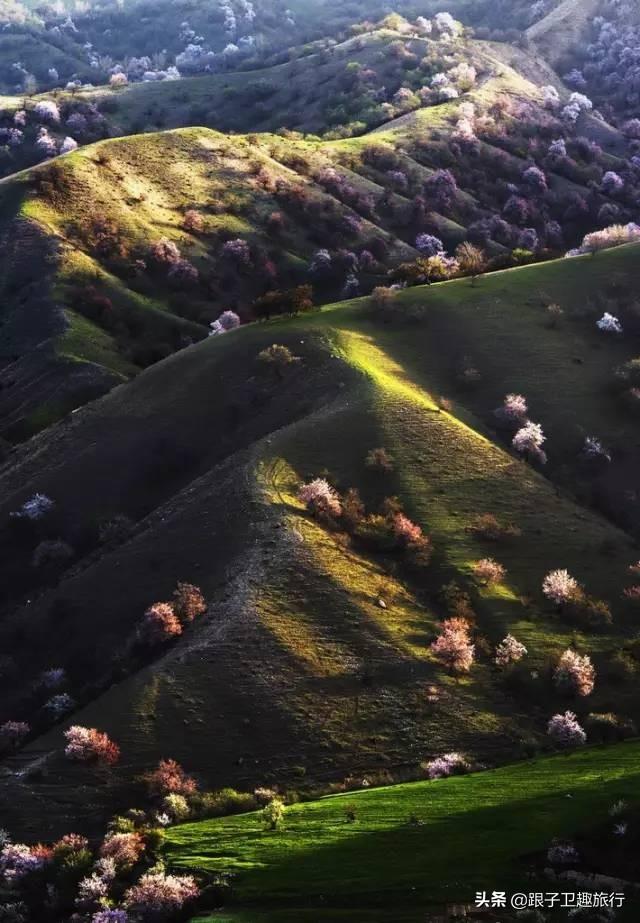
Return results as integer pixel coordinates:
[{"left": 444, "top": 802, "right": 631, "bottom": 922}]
[
  {"left": 262, "top": 797, "right": 285, "bottom": 830},
  {"left": 365, "top": 447, "right": 394, "bottom": 473},
  {"left": 472, "top": 558, "right": 506, "bottom": 586},
  {"left": 257, "top": 344, "right": 300, "bottom": 377},
  {"left": 172, "top": 583, "right": 206, "bottom": 624},
  {"left": 468, "top": 514, "right": 521, "bottom": 542}
]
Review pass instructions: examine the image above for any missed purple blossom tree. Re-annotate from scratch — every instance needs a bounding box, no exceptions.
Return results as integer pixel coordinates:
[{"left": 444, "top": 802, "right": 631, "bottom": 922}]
[{"left": 547, "top": 710, "right": 587, "bottom": 746}]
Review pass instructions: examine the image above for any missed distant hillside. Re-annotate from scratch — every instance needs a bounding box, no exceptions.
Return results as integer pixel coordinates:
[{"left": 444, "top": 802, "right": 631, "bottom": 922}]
[{"left": 1, "top": 22, "right": 639, "bottom": 442}]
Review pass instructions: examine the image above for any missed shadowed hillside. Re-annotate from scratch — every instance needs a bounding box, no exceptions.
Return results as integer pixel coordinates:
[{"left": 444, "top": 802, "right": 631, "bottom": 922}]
[{"left": 1, "top": 245, "right": 639, "bottom": 840}]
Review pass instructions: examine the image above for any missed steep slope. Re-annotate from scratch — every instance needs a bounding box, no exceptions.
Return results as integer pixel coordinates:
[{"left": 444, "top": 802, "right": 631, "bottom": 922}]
[
  {"left": 1, "top": 246, "right": 639, "bottom": 839},
  {"left": 526, "top": 0, "right": 601, "bottom": 67}
]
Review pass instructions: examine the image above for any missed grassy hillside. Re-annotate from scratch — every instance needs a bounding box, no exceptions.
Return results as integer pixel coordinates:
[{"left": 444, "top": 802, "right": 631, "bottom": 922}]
[
  {"left": 167, "top": 741, "right": 640, "bottom": 917},
  {"left": 0, "top": 245, "right": 639, "bottom": 840},
  {"left": 0, "top": 53, "right": 634, "bottom": 444}
]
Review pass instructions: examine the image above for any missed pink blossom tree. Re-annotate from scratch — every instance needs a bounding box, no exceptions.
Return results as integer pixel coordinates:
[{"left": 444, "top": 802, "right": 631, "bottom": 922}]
[
  {"left": 430, "top": 618, "right": 474, "bottom": 674},
  {"left": 494, "top": 634, "right": 527, "bottom": 668},
  {"left": 123, "top": 871, "right": 199, "bottom": 918},
  {"left": 64, "top": 726, "right": 120, "bottom": 766},
  {"left": 298, "top": 478, "right": 342, "bottom": 519},
  {"left": 554, "top": 649, "right": 595, "bottom": 696},
  {"left": 542, "top": 569, "right": 579, "bottom": 606},
  {"left": 140, "top": 602, "right": 183, "bottom": 645},
  {"left": 472, "top": 558, "right": 506, "bottom": 586}
]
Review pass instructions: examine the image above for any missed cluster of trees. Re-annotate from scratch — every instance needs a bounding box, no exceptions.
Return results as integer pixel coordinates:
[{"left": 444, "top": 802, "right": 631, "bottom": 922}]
[
  {"left": 298, "top": 472, "right": 432, "bottom": 567},
  {"left": 139, "top": 583, "right": 207, "bottom": 646}
]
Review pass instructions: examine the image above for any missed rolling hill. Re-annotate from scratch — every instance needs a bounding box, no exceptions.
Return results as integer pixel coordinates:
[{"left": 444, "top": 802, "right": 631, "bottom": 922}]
[
  {"left": 1, "top": 242, "right": 639, "bottom": 842},
  {"left": 1, "top": 32, "right": 637, "bottom": 446}
]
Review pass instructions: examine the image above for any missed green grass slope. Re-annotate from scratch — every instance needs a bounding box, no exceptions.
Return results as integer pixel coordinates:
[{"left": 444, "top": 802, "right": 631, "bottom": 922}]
[
  {"left": 0, "top": 245, "right": 639, "bottom": 840},
  {"left": 167, "top": 741, "right": 640, "bottom": 917}
]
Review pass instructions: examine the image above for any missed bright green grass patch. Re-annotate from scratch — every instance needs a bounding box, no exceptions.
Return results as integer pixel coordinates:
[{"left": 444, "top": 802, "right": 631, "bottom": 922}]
[
  {"left": 167, "top": 742, "right": 640, "bottom": 910},
  {"left": 57, "top": 310, "right": 133, "bottom": 378}
]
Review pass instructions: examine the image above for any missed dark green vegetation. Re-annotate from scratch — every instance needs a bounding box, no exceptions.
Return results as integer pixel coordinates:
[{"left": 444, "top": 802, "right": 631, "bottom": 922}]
[{"left": 168, "top": 741, "right": 640, "bottom": 917}]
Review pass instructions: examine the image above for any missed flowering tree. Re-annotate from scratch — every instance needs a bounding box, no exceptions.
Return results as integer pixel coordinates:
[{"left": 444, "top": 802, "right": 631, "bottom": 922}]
[
  {"left": 34, "top": 100, "right": 60, "bottom": 123},
  {"left": 163, "top": 793, "right": 190, "bottom": 821},
  {"left": 0, "top": 721, "right": 30, "bottom": 748},
  {"left": 596, "top": 313, "right": 623, "bottom": 334},
  {"left": 542, "top": 569, "right": 579, "bottom": 606},
  {"left": 601, "top": 171, "right": 624, "bottom": 195},
  {"left": 45, "top": 693, "right": 76, "bottom": 717},
  {"left": 547, "top": 710, "right": 587, "bottom": 746},
  {"left": 64, "top": 726, "right": 120, "bottom": 765},
  {"left": 567, "top": 223, "right": 640, "bottom": 256},
  {"left": 11, "top": 493, "right": 54, "bottom": 520},
  {"left": 415, "top": 234, "right": 444, "bottom": 256},
  {"left": 143, "top": 758, "right": 198, "bottom": 797},
  {"left": 392, "top": 513, "right": 423, "bottom": 546},
  {"left": 554, "top": 649, "right": 595, "bottom": 696},
  {"left": 124, "top": 872, "right": 199, "bottom": 918},
  {"left": 92, "top": 911, "right": 129, "bottom": 923},
  {"left": 522, "top": 165, "right": 547, "bottom": 193},
  {"left": 150, "top": 238, "right": 181, "bottom": 266},
  {"left": 60, "top": 136, "right": 78, "bottom": 154},
  {"left": 582, "top": 436, "right": 611, "bottom": 463},
  {"left": 424, "top": 752, "right": 468, "bottom": 779},
  {"left": 298, "top": 478, "right": 342, "bottom": 519},
  {"left": 430, "top": 617, "right": 474, "bottom": 674},
  {"left": 172, "top": 583, "right": 206, "bottom": 623},
  {"left": 209, "top": 310, "right": 240, "bottom": 336},
  {"left": 512, "top": 421, "right": 547, "bottom": 463},
  {"left": 99, "top": 832, "right": 145, "bottom": 869},
  {"left": 0, "top": 842, "right": 48, "bottom": 884},
  {"left": 141, "top": 602, "right": 183, "bottom": 644},
  {"left": 495, "top": 393, "right": 528, "bottom": 425},
  {"left": 472, "top": 558, "right": 506, "bottom": 586},
  {"left": 222, "top": 238, "right": 251, "bottom": 264},
  {"left": 494, "top": 634, "right": 527, "bottom": 668}
]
